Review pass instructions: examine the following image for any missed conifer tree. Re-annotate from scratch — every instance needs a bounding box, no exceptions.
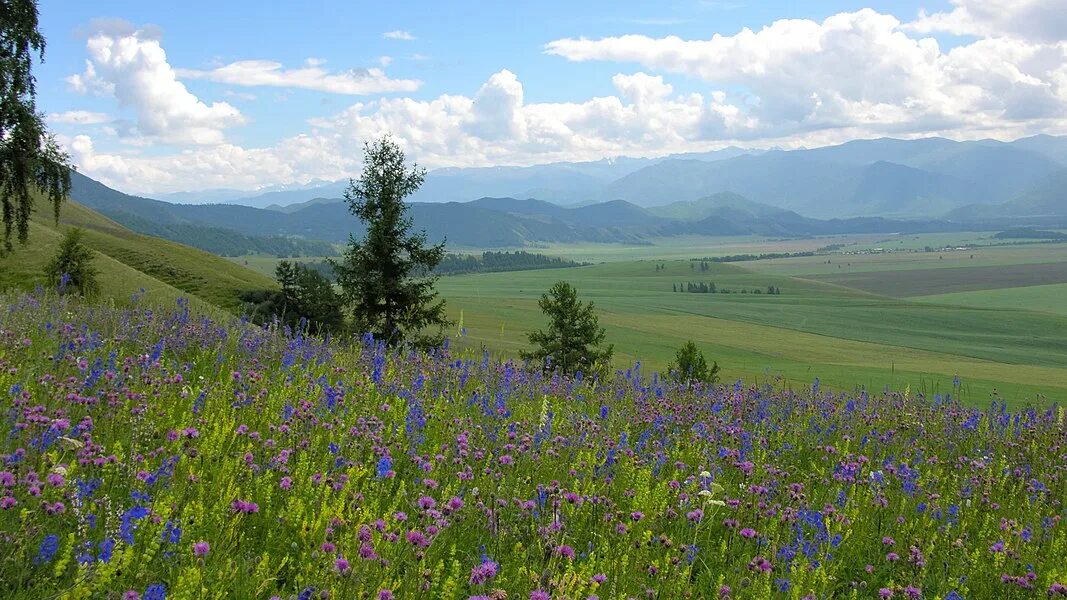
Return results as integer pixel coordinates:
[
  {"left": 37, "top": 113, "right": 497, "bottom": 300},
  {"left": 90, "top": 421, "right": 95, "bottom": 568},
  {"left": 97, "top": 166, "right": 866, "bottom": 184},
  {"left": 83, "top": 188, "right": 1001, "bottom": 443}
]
[
  {"left": 667, "top": 340, "right": 720, "bottom": 385},
  {"left": 522, "top": 281, "right": 613, "bottom": 375},
  {"left": 44, "top": 228, "right": 98, "bottom": 297},
  {"left": 331, "top": 137, "right": 450, "bottom": 345}
]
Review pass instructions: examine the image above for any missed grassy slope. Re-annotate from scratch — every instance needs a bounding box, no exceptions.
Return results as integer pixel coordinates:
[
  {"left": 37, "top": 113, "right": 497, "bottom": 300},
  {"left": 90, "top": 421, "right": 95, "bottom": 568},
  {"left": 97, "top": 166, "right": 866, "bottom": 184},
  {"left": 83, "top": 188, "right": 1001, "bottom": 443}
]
[{"left": 0, "top": 197, "right": 276, "bottom": 314}]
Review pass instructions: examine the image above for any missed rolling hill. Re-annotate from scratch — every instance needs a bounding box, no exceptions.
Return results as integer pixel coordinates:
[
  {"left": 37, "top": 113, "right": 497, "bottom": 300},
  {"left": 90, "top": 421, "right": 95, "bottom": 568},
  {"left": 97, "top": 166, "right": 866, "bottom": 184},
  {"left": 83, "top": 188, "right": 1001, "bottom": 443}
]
[
  {"left": 69, "top": 171, "right": 336, "bottom": 257},
  {"left": 67, "top": 171, "right": 1009, "bottom": 250},
  {"left": 0, "top": 193, "right": 277, "bottom": 314}
]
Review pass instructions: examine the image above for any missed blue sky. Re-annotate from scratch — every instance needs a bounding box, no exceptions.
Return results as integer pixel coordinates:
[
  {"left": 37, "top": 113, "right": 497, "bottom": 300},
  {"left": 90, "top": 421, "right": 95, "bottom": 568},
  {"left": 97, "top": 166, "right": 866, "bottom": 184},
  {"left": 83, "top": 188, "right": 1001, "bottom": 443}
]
[{"left": 34, "top": 0, "right": 1067, "bottom": 194}]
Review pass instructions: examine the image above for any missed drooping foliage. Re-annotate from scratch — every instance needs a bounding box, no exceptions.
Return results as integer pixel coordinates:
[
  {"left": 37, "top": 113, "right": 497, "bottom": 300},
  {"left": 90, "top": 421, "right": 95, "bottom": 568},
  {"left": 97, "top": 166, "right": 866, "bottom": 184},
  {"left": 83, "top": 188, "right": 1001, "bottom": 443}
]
[{"left": 1, "top": 0, "right": 72, "bottom": 251}]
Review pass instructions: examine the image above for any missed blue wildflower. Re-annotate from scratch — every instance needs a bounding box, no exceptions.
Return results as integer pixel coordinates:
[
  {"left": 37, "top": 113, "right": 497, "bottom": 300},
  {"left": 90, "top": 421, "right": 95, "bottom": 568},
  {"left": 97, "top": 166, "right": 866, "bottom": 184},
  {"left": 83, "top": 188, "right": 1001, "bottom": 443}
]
[{"left": 36, "top": 534, "right": 59, "bottom": 564}]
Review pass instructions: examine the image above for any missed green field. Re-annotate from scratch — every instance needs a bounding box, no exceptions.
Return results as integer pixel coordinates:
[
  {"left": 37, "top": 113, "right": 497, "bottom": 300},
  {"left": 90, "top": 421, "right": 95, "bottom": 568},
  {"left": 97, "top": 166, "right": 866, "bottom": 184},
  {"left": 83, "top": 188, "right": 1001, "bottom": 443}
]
[
  {"left": 426, "top": 237, "right": 1067, "bottom": 407},
  {"left": 915, "top": 283, "right": 1067, "bottom": 316},
  {"left": 224, "top": 235, "right": 1067, "bottom": 405}
]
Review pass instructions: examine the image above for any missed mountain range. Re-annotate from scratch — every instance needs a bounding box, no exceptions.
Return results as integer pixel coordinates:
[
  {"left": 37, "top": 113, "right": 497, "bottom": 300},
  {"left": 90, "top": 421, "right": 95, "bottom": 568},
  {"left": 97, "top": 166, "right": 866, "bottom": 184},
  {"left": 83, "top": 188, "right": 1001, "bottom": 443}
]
[
  {"left": 66, "top": 135, "right": 1067, "bottom": 254},
  {"left": 144, "top": 135, "right": 1067, "bottom": 221}
]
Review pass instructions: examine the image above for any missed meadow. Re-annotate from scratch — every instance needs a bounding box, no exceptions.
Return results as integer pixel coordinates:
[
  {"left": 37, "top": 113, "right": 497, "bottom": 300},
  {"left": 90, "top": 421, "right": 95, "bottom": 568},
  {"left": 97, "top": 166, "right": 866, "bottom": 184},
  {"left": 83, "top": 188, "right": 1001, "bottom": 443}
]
[
  {"left": 434, "top": 236, "right": 1067, "bottom": 407},
  {"left": 1, "top": 290, "right": 1065, "bottom": 599}
]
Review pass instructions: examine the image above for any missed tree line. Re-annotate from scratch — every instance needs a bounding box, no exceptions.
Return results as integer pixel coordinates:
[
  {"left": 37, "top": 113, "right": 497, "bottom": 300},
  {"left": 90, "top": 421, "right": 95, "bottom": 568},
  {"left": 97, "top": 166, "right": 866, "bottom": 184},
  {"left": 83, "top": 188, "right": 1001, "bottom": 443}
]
[
  {"left": 674, "top": 282, "right": 782, "bottom": 295},
  {"left": 696, "top": 252, "right": 816, "bottom": 263},
  {"left": 435, "top": 251, "right": 585, "bottom": 276}
]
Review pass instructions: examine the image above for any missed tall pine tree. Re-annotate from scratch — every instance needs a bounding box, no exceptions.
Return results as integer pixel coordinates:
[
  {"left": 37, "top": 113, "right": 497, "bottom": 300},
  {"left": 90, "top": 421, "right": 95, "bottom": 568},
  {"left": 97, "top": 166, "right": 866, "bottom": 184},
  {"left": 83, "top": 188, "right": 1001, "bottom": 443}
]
[
  {"left": 1, "top": 0, "right": 71, "bottom": 251},
  {"left": 331, "top": 137, "right": 450, "bottom": 346}
]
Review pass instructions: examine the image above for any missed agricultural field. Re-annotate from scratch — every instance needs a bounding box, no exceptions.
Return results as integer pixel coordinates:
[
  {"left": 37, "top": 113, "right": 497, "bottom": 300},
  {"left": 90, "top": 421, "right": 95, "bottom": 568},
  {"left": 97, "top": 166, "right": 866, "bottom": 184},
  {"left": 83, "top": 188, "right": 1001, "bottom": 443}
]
[
  {"left": 224, "top": 233, "right": 1067, "bottom": 405},
  {"left": 915, "top": 284, "right": 1067, "bottom": 316},
  {"left": 1, "top": 291, "right": 1065, "bottom": 599},
  {"left": 433, "top": 236, "right": 1067, "bottom": 407}
]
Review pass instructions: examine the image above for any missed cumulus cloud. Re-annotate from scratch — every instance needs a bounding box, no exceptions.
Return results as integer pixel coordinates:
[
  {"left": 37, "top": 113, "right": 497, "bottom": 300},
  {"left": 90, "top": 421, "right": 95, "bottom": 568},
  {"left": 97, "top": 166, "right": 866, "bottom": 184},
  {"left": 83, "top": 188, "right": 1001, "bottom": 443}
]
[
  {"left": 466, "top": 70, "right": 528, "bottom": 140},
  {"left": 66, "top": 23, "right": 243, "bottom": 144},
  {"left": 49, "top": 110, "right": 111, "bottom": 125},
  {"left": 907, "top": 0, "right": 1067, "bottom": 42},
  {"left": 70, "top": 68, "right": 755, "bottom": 193},
  {"left": 66, "top": 133, "right": 350, "bottom": 194},
  {"left": 545, "top": 9, "right": 1067, "bottom": 139},
  {"left": 61, "top": 9, "right": 1067, "bottom": 194},
  {"left": 383, "top": 30, "right": 416, "bottom": 41},
  {"left": 178, "top": 59, "right": 420, "bottom": 95}
]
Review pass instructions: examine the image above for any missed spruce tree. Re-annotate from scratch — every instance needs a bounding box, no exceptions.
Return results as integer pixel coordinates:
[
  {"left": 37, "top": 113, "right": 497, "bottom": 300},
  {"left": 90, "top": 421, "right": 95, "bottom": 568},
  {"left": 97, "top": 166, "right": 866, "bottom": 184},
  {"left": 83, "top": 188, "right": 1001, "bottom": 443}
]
[
  {"left": 522, "top": 281, "right": 613, "bottom": 375},
  {"left": 331, "top": 137, "right": 450, "bottom": 346},
  {"left": 1, "top": 0, "right": 72, "bottom": 251},
  {"left": 272, "top": 260, "right": 342, "bottom": 334},
  {"left": 44, "top": 228, "right": 98, "bottom": 297},
  {"left": 667, "top": 340, "right": 720, "bottom": 385}
]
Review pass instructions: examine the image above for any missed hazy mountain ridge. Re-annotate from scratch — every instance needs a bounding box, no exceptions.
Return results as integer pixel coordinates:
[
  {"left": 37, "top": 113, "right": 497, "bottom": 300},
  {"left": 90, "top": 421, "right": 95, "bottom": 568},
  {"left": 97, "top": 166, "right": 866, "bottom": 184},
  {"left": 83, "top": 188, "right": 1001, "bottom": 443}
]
[
  {"left": 69, "top": 169, "right": 1060, "bottom": 252},
  {"left": 159, "top": 135, "right": 1067, "bottom": 218}
]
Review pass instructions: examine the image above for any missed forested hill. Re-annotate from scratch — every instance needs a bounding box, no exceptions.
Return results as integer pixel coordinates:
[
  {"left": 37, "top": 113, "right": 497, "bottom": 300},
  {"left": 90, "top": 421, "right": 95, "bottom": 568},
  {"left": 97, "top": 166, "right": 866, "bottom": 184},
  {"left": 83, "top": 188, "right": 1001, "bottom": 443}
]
[{"left": 68, "top": 171, "right": 1064, "bottom": 252}]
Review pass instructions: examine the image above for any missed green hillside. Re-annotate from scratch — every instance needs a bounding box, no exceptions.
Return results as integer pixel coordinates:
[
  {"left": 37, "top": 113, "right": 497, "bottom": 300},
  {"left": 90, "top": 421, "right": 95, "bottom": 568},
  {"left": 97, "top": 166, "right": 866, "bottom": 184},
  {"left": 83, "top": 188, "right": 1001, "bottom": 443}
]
[{"left": 0, "top": 195, "right": 277, "bottom": 313}]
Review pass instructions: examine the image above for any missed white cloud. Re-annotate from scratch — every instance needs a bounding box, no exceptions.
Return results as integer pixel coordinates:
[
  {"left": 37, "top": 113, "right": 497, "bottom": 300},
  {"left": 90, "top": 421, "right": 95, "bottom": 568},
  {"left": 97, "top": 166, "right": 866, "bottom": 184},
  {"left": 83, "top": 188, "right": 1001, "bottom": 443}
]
[
  {"left": 383, "top": 30, "right": 416, "bottom": 41},
  {"left": 61, "top": 10, "right": 1067, "bottom": 195},
  {"left": 465, "top": 69, "right": 528, "bottom": 140},
  {"left": 177, "top": 59, "right": 420, "bottom": 95},
  {"left": 49, "top": 110, "right": 110, "bottom": 125},
  {"left": 545, "top": 9, "right": 1067, "bottom": 139},
  {"left": 70, "top": 68, "right": 754, "bottom": 193},
  {"left": 907, "top": 0, "right": 1067, "bottom": 42},
  {"left": 66, "top": 23, "right": 244, "bottom": 145},
  {"left": 224, "top": 90, "right": 257, "bottom": 101},
  {"left": 67, "top": 133, "right": 349, "bottom": 194}
]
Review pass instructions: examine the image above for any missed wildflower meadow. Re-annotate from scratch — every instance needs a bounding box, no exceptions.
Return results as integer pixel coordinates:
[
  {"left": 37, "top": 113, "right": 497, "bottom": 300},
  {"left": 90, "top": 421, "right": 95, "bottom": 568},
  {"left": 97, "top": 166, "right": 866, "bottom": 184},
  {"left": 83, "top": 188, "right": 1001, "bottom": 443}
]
[{"left": 1, "top": 291, "right": 1065, "bottom": 599}]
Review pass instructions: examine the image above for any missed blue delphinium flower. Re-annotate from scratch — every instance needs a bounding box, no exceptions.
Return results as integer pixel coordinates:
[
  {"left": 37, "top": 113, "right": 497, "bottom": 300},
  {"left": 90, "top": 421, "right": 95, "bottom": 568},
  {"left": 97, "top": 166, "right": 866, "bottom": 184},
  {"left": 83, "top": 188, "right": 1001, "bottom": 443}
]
[
  {"left": 144, "top": 583, "right": 166, "bottom": 600},
  {"left": 36, "top": 535, "right": 59, "bottom": 564},
  {"left": 376, "top": 456, "right": 392, "bottom": 479}
]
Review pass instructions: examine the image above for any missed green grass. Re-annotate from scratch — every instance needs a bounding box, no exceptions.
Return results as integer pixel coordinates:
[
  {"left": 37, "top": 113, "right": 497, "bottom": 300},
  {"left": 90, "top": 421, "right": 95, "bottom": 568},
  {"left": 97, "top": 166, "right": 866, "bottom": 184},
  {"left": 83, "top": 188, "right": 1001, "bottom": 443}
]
[
  {"left": 436, "top": 253, "right": 1067, "bottom": 406},
  {"left": 915, "top": 283, "right": 1067, "bottom": 316},
  {"left": 744, "top": 241, "right": 1067, "bottom": 276},
  {"left": 0, "top": 197, "right": 276, "bottom": 314},
  {"left": 807, "top": 261, "right": 1067, "bottom": 297},
  {"left": 229, "top": 236, "right": 1067, "bottom": 405},
  {"left": 64, "top": 226, "right": 1067, "bottom": 406}
]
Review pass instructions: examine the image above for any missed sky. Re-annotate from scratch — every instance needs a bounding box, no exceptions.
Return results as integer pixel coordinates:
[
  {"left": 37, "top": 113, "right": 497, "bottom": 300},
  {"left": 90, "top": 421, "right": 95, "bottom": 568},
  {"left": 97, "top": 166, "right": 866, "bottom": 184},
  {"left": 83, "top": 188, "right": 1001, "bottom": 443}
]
[{"left": 34, "top": 0, "right": 1067, "bottom": 195}]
